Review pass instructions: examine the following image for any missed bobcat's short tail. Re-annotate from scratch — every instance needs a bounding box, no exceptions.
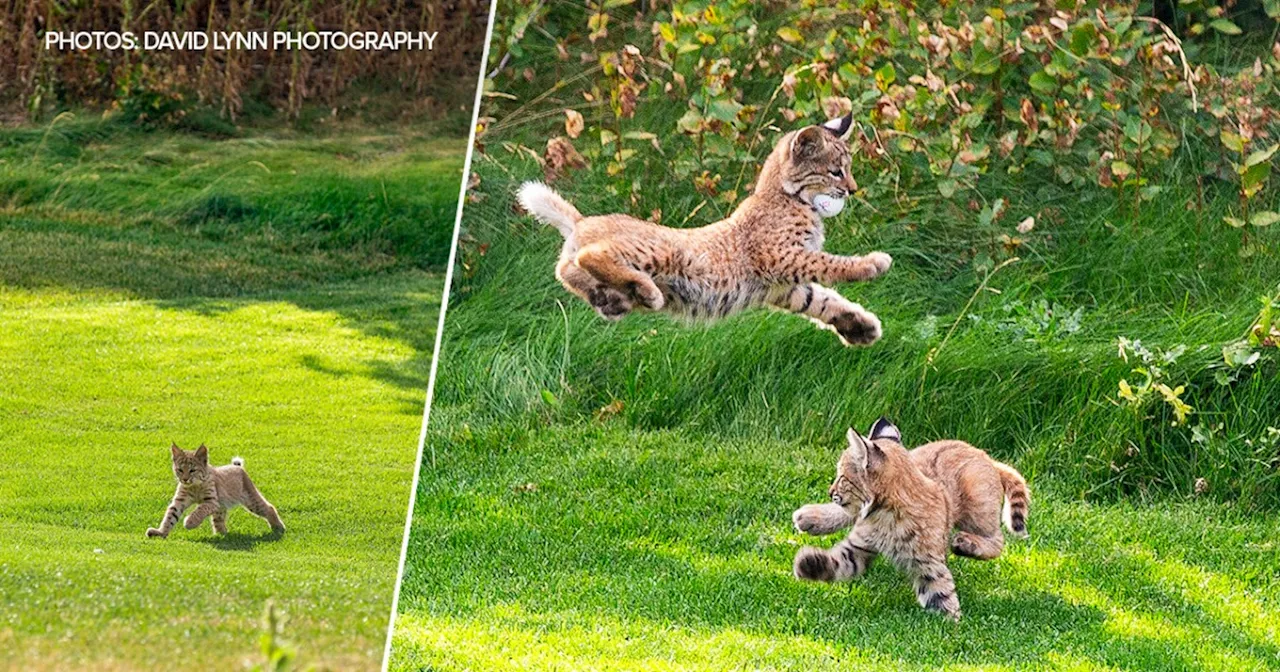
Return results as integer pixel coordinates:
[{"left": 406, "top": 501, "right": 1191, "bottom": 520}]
[
  {"left": 518, "top": 181, "right": 582, "bottom": 237},
  {"left": 994, "top": 461, "right": 1029, "bottom": 538},
  {"left": 231, "top": 456, "right": 244, "bottom": 467}
]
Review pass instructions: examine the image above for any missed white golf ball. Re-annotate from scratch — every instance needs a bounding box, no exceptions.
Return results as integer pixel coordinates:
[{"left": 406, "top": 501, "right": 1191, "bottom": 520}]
[{"left": 812, "top": 194, "right": 845, "bottom": 218}]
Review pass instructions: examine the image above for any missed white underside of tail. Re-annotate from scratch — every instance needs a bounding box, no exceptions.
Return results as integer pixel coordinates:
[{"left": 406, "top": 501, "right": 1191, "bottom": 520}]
[
  {"left": 1001, "top": 497, "right": 1013, "bottom": 533},
  {"left": 517, "top": 181, "right": 581, "bottom": 237},
  {"left": 231, "top": 456, "right": 244, "bottom": 467}
]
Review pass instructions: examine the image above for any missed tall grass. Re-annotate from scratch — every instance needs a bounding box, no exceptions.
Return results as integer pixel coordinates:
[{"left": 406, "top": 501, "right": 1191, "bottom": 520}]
[{"left": 0, "top": 117, "right": 464, "bottom": 268}]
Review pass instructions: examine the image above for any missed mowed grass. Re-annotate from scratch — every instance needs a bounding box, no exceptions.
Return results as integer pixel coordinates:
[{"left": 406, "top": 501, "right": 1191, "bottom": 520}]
[
  {"left": 395, "top": 426, "right": 1280, "bottom": 671},
  {"left": 0, "top": 120, "right": 459, "bottom": 670},
  {"left": 389, "top": 129, "right": 1279, "bottom": 669}
]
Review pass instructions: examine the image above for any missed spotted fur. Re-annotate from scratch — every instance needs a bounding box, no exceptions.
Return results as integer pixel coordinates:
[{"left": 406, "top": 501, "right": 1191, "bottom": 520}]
[
  {"left": 518, "top": 112, "right": 891, "bottom": 346},
  {"left": 792, "top": 418, "right": 1030, "bottom": 620},
  {"left": 146, "top": 443, "right": 284, "bottom": 538}
]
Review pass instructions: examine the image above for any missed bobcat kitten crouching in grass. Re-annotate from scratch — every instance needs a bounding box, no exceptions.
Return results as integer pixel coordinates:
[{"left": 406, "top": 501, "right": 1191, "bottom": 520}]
[
  {"left": 792, "top": 419, "right": 1029, "bottom": 620},
  {"left": 147, "top": 443, "right": 285, "bottom": 538},
  {"left": 519, "top": 112, "right": 893, "bottom": 347}
]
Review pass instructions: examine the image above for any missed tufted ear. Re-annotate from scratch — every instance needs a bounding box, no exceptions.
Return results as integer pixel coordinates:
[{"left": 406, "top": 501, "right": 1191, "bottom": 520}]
[
  {"left": 170, "top": 443, "right": 182, "bottom": 460},
  {"left": 845, "top": 427, "right": 869, "bottom": 470},
  {"left": 822, "top": 110, "right": 855, "bottom": 141},
  {"left": 869, "top": 417, "right": 901, "bottom": 444},
  {"left": 194, "top": 444, "right": 208, "bottom": 462},
  {"left": 790, "top": 126, "right": 827, "bottom": 159}
]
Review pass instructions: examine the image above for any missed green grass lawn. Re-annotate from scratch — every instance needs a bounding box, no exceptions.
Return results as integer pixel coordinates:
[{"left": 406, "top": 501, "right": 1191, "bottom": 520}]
[
  {"left": 394, "top": 427, "right": 1280, "bottom": 671},
  {"left": 388, "top": 132, "right": 1279, "bottom": 668},
  {"left": 0, "top": 120, "right": 459, "bottom": 670}
]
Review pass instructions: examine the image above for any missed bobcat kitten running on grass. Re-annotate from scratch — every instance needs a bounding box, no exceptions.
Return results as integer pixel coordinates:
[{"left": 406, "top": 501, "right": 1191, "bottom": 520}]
[
  {"left": 146, "top": 443, "right": 285, "bottom": 538},
  {"left": 519, "top": 112, "right": 893, "bottom": 346},
  {"left": 792, "top": 419, "right": 1029, "bottom": 620}
]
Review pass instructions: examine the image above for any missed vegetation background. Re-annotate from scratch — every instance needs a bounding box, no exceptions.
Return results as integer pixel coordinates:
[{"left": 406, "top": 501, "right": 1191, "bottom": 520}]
[
  {"left": 0, "top": 1, "right": 483, "bottom": 668},
  {"left": 2, "top": 0, "right": 490, "bottom": 124},
  {"left": 391, "top": 0, "right": 1280, "bottom": 669}
]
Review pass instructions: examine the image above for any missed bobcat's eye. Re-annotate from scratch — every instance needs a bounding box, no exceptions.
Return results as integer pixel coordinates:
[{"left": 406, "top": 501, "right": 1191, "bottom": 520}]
[{"left": 830, "top": 168, "right": 843, "bottom": 177}]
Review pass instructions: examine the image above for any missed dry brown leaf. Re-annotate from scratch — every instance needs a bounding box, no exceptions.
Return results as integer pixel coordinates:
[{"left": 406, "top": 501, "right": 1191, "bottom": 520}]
[
  {"left": 543, "top": 137, "right": 587, "bottom": 182},
  {"left": 564, "top": 109, "right": 584, "bottom": 139}
]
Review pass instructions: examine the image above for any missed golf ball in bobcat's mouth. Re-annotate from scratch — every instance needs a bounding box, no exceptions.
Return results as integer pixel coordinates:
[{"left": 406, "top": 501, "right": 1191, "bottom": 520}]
[{"left": 812, "top": 194, "right": 845, "bottom": 218}]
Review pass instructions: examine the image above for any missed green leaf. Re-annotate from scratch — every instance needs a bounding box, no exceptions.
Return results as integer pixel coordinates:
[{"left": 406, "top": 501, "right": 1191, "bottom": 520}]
[
  {"left": 875, "top": 62, "right": 897, "bottom": 88},
  {"left": 1029, "top": 71, "right": 1057, "bottom": 93},
  {"left": 1209, "top": 19, "right": 1242, "bottom": 35},
  {"left": 776, "top": 27, "right": 803, "bottom": 44},
  {"left": 540, "top": 389, "right": 560, "bottom": 406},
  {"left": 1069, "top": 23, "right": 1098, "bottom": 55},
  {"left": 1111, "top": 160, "right": 1134, "bottom": 179},
  {"left": 1244, "top": 143, "right": 1279, "bottom": 167},
  {"left": 1224, "top": 215, "right": 1247, "bottom": 228},
  {"left": 1220, "top": 130, "right": 1245, "bottom": 153},
  {"left": 970, "top": 41, "right": 1000, "bottom": 75},
  {"left": 1251, "top": 211, "right": 1280, "bottom": 227},
  {"left": 938, "top": 179, "right": 958, "bottom": 198},
  {"left": 1241, "top": 161, "right": 1271, "bottom": 196},
  {"left": 707, "top": 98, "right": 743, "bottom": 123}
]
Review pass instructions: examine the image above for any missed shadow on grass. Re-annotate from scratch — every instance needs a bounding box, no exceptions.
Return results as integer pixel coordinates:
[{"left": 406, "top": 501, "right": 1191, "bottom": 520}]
[
  {"left": 399, "top": 539, "right": 1271, "bottom": 670},
  {"left": 0, "top": 213, "right": 442, "bottom": 396},
  {"left": 195, "top": 529, "right": 286, "bottom": 551}
]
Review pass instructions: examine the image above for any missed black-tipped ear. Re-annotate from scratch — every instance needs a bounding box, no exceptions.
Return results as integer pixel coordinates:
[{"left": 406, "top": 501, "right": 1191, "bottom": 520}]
[
  {"left": 822, "top": 111, "right": 855, "bottom": 141},
  {"left": 170, "top": 443, "right": 182, "bottom": 459},
  {"left": 194, "top": 444, "right": 208, "bottom": 461},
  {"left": 869, "top": 417, "right": 901, "bottom": 444}
]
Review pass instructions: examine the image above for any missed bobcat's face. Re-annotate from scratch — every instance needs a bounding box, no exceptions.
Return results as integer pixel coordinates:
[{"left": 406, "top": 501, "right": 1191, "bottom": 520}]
[
  {"left": 170, "top": 443, "right": 210, "bottom": 486},
  {"left": 830, "top": 419, "right": 905, "bottom": 512},
  {"left": 782, "top": 113, "right": 857, "bottom": 208},
  {"left": 830, "top": 447, "right": 872, "bottom": 509}
]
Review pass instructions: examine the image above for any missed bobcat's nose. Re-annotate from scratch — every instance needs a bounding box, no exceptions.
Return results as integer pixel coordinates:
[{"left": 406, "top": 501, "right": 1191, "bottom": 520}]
[{"left": 830, "top": 490, "right": 843, "bottom": 505}]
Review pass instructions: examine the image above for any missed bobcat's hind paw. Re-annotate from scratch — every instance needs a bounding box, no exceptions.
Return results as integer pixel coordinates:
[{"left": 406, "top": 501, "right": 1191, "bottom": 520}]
[
  {"left": 832, "top": 310, "right": 882, "bottom": 347},
  {"left": 587, "top": 286, "right": 633, "bottom": 321},
  {"left": 146, "top": 528, "right": 167, "bottom": 539}
]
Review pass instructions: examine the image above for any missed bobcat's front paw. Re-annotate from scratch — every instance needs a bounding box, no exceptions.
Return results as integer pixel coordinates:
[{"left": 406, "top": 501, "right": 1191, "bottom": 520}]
[
  {"left": 923, "top": 592, "right": 962, "bottom": 622},
  {"left": 832, "top": 309, "right": 882, "bottom": 347},
  {"left": 863, "top": 252, "right": 892, "bottom": 278},
  {"left": 587, "top": 286, "right": 633, "bottom": 321},
  {"left": 794, "top": 547, "right": 837, "bottom": 582},
  {"left": 793, "top": 503, "right": 853, "bottom": 536},
  {"left": 146, "top": 527, "right": 167, "bottom": 538}
]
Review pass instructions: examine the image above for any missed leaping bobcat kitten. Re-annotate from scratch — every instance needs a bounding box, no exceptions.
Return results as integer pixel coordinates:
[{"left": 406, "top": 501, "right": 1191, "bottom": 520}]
[
  {"left": 146, "top": 443, "right": 285, "bottom": 538},
  {"left": 791, "top": 419, "right": 1029, "bottom": 620},
  {"left": 518, "top": 112, "right": 892, "bottom": 346}
]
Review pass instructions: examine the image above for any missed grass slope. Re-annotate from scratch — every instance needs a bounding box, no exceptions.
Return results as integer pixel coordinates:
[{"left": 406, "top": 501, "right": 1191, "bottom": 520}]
[
  {"left": 0, "top": 122, "right": 458, "bottom": 670},
  {"left": 390, "top": 137, "right": 1279, "bottom": 668}
]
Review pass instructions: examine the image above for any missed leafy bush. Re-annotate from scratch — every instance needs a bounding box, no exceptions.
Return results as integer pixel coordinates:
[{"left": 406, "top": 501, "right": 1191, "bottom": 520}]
[{"left": 486, "top": 0, "right": 1279, "bottom": 236}]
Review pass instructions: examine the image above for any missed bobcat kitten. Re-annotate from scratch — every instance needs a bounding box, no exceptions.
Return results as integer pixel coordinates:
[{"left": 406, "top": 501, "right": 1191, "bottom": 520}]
[
  {"left": 146, "top": 443, "right": 285, "bottom": 538},
  {"left": 791, "top": 419, "right": 1029, "bottom": 620},
  {"left": 519, "top": 112, "right": 892, "bottom": 347}
]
